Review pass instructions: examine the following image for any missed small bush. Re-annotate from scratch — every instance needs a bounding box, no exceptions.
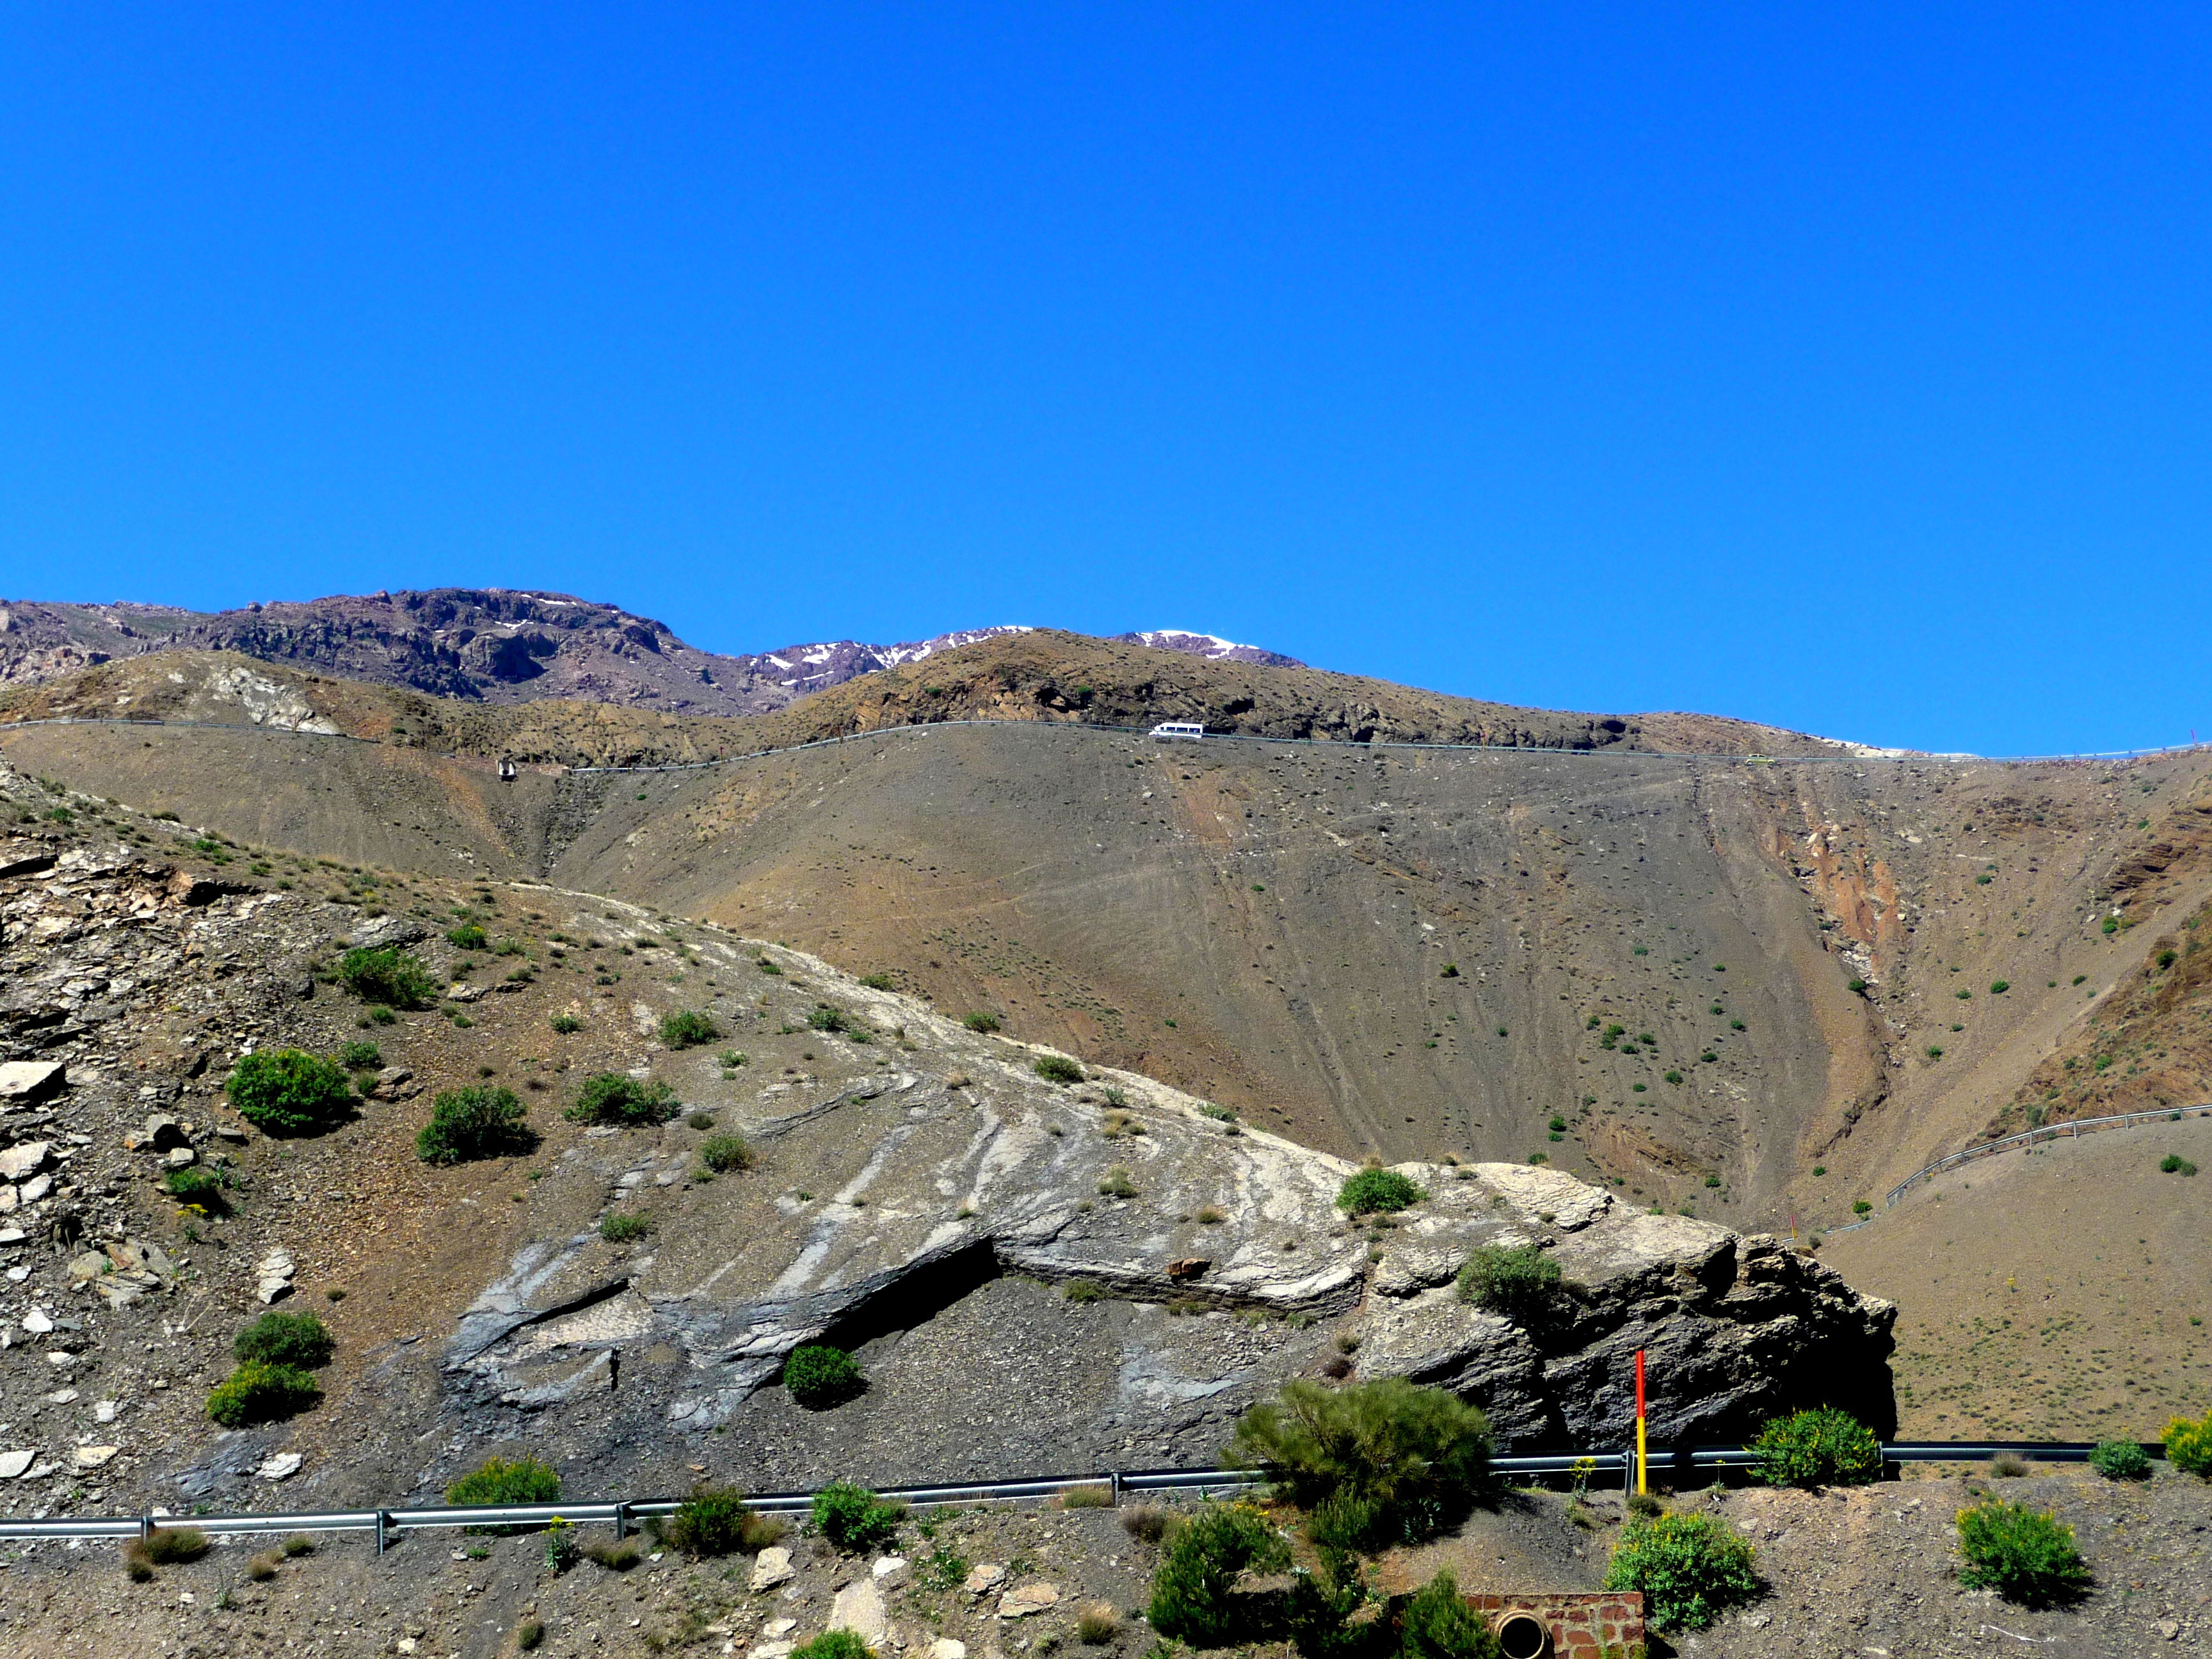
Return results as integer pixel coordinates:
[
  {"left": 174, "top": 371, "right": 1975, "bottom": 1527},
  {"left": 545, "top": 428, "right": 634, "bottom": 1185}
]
[
  {"left": 566, "top": 1072, "right": 679, "bottom": 1126},
  {"left": 1064, "top": 1279, "right": 1103, "bottom": 1304},
  {"left": 280, "top": 1535, "right": 314, "bottom": 1557},
  {"left": 963, "top": 1011, "right": 1002, "bottom": 1032},
  {"left": 137, "top": 1526, "right": 211, "bottom": 1565},
  {"left": 206, "top": 1361, "right": 321, "bottom": 1427},
  {"left": 757, "top": 956, "right": 783, "bottom": 975},
  {"left": 246, "top": 1551, "right": 280, "bottom": 1580},
  {"left": 416, "top": 1085, "right": 534, "bottom": 1165},
  {"left": 447, "top": 924, "right": 488, "bottom": 950},
  {"left": 1604, "top": 1511, "right": 1759, "bottom": 1631},
  {"left": 698, "top": 1134, "right": 753, "bottom": 1173},
  {"left": 858, "top": 972, "right": 896, "bottom": 990},
  {"left": 661, "top": 1008, "right": 717, "bottom": 1048},
  {"left": 1121, "top": 1503, "right": 1171, "bottom": 1543},
  {"left": 1336, "top": 1168, "right": 1423, "bottom": 1214},
  {"left": 2166, "top": 1407, "right": 2212, "bottom": 1476},
  {"left": 1853, "top": 1199, "right": 1874, "bottom": 1215},
  {"left": 1230, "top": 1377, "right": 1492, "bottom": 1549},
  {"left": 446, "top": 1454, "right": 561, "bottom": 1511},
  {"left": 1399, "top": 1567, "right": 1500, "bottom": 1659},
  {"left": 164, "top": 1166, "right": 225, "bottom": 1206},
  {"left": 227, "top": 1048, "right": 355, "bottom": 1137},
  {"left": 2161, "top": 1154, "right": 2199, "bottom": 1176},
  {"left": 581, "top": 1535, "right": 643, "bottom": 1571},
  {"left": 235, "top": 1311, "right": 333, "bottom": 1369},
  {"left": 1750, "top": 1406, "right": 1882, "bottom": 1488},
  {"left": 338, "top": 947, "right": 436, "bottom": 1008},
  {"left": 1075, "top": 1603, "right": 1121, "bottom": 1646},
  {"left": 600, "top": 1211, "right": 652, "bottom": 1242},
  {"left": 1955, "top": 1498, "right": 2092, "bottom": 1605},
  {"left": 665, "top": 1483, "right": 759, "bottom": 1557},
  {"left": 1457, "top": 1244, "right": 1560, "bottom": 1320},
  {"left": 1991, "top": 1454, "right": 2031, "bottom": 1479},
  {"left": 1147, "top": 1503, "right": 1288, "bottom": 1646},
  {"left": 339, "top": 1039, "right": 383, "bottom": 1069},
  {"left": 550, "top": 1012, "right": 582, "bottom": 1034},
  {"left": 793, "top": 1634, "right": 872, "bottom": 1659},
  {"left": 812, "top": 1480, "right": 902, "bottom": 1551},
  {"left": 785, "top": 1344, "right": 864, "bottom": 1409},
  {"left": 1035, "top": 1054, "right": 1085, "bottom": 1084},
  {"left": 1060, "top": 1484, "right": 1114, "bottom": 1509},
  {"left": 806, "top": 1004, "right": 850, "bottom": 1033},
  {"left": 2088, "top": 1439, "right": 2151, "bottom": 1480},
  {"left": 1097, "top": 1165, "right": 1138, "bottom": 1199},
  {"left": 687, "top": 1109, "right": 717, "bottom": 1130},
  {"left": 517, "top": 1617, "right": 545, "bottom": 1651}
]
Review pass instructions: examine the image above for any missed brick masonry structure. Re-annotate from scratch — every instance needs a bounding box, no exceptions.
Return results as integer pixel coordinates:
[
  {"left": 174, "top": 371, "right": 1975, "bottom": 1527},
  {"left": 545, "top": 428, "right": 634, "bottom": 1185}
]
[{"left": 1464, "top": 1591, "right": 1646, "bottom": 1658}]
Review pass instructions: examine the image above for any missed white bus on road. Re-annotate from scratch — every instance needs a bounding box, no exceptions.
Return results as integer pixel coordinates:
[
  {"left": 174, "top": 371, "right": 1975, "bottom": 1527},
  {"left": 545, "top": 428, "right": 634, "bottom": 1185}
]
[{"left": 1150, "top": 721, "right": 1206, "bottom": 741}]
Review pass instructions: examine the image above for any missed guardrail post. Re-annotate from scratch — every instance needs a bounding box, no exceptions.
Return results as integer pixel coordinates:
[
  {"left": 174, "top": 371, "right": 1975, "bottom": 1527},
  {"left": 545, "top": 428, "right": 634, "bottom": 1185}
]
[
  {"left": 375, "top": 1511, "right": 388, "bottom": 1555},
  {"left": 1108, "top": 1471, "right": 1121, "bottom": 1506},
  {"left": 140, "top": 1514, "right": 152, "bottom": 1541},
  {"left": 614, "top": 1503, "right": 627, "bottom": 1541}
]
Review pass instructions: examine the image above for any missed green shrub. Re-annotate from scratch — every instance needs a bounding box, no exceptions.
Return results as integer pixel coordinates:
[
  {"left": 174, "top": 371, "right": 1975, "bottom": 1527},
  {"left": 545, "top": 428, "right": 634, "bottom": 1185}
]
[
  {"left": 565, "top": 1072, "right": 679, "bottom": 1126},
  {"left": 1035, "top": 1054, "right": 1085, "bottom": 1084},
  {"left": 338, "top": 947, "right": 436, "bottom": 1008},
  {"left": 1398, "top": 1567, "right": 1500, "bottom": 1659},
  {"left": 1097, "top": 1165, "right": 1138, "bottom": 1199},
  {"left": 206, "top": 1361, "right": 321, "bottom": 1427},
  {"left": 447, "top": 924, "right": 488, "bottom": 950},
  {"left": 1229, "top": 1378, "right": 1492, "bottom": 1549},
  {"left": 963, "top": 1011, "right": 1001, "bottom": 1032},
  {"left": 2161, "top": 1154, "right": 2200, "bottom": 1176},
  {"left": 785, "top": 1345, "right": 864, "bottom": 1409},
  {"left": 1456, "top": 1244, "right": 1560, "bottom": 1320},
  {"left": 2167, "top": 1408, "right": 2212, "bottom": 1475},
  {"left": 445, "top": 1455, "right": 562, "bottom": 1528},
  {"left": 339, "top": 1040, "right": 383, "bottom": 1070},
  {"left": 2088, "top": 1439, "right": 2151, "bottom": 1480},
  {"left": 792, "top": 1633, "right": 873, "bottom": 1659},
  {"left": 1603, "top": 1511, "right": 1759, "bottom": 1631},
  {"left": 858, "top": 973, "right": 896, "bottom": 990},
  {"left": 1749, "top": 1406, "right": 1882, "bottom": 1488},
  {"left": 416, "top": 1086, "right": 534, "bottom": 1165},
  {"left": 164, "top": 1166, "right": 225, "bottom": 1206},
  {"left": 550, "top": 1012, "right": 582, "bottom": 1034},
  {"left": 660, "top": 1008, "right": 717, "bottom": 1048},
  {"left": 136, "top": 1526, "right": 211, "bottom": 1565},
  {"left": 235, "top": 1311, "right": 333, "bottom": 1369},
  {"left": 806, "top": 1004, "right": 850, "bottom": 1033},
  {"left": 811, "top": 1480, "right": 902, "bottom": 1551},
  {"left": 600, "top": 1212, "right": 652, "bottom": 1242},
  {"left": 1147, "top": 1503, "right": 1289, "bottom": 1646},
  {"left": 1063, "top": 1280, "right": 1103, "bottom": 1304},
  {"left": 1335, "top": 1168, "right": 1423, "bottom": 1214},
  {"left": 1955, "top": 1499, "right": 2092, "bottom": 1605},
  {"left": 226, "top": 1049, "right": 355, "bottom": 1136},
  {"left": 698, "top": 1134, "right": 753, "bottom": 1173},
  {"left": 664, "top": 1484, "right": 762, "bottom": 1556}
]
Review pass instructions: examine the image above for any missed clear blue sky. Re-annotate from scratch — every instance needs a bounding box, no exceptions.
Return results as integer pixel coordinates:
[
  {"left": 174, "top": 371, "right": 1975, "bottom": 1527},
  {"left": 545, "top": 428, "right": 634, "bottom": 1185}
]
[{"left": 3, "top": 5, "right": 2208, "bottom": 756}]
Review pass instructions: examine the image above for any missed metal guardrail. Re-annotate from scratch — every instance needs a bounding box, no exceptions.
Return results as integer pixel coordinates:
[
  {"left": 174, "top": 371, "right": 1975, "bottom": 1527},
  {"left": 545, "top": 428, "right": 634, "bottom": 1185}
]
[
  {"left": 0, "top": 1441, "right": 2174, "bottom": 1549},
  {"left": 1883, "top": 1104, "right": 2212, "bottom": 1208}
]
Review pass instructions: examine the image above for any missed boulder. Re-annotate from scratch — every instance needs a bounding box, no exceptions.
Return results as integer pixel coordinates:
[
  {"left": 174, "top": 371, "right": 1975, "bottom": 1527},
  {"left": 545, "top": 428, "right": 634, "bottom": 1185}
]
[
  {"left": 165, "top": 1146, "right": 198, "bottom": 1171},
  {"left": 828, "top": 1576, "right": 889, "bottom": 1648},
  {"left": 348, "top": 916, "right": 428, "bottom": 950},
  {"left": 132, "top": 1114, "right": 189, "bottom": 1152},
  {"left": 0, "top": 1448, "right": 34, "bottom": 1479},
  {"left": 0, "top": 1141, "right": 51, "bottom": 1181},
  {"left": 750, "top": 1545, "right": 795, "bottom": 1591},
  {"left": 997, "top": 1583, "right": 1060, "bottom": 1620},
  {"left": 0, "top": 1062, "right": 65, "bottom": 1105},
  {"left": 963, "top": 1564, "right": 1006, "bottom": 1596}
]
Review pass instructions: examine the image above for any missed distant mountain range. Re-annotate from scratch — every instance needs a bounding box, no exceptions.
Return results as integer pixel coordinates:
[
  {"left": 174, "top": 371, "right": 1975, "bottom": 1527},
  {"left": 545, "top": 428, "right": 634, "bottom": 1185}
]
[{"left": 0, "top": 590, "right": 1302, "bottom": 716}]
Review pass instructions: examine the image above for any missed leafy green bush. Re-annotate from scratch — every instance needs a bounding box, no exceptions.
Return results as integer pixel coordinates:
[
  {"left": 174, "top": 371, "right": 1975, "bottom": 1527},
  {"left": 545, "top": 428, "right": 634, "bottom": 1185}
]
[
  {"left": 339, "top": 1040, "right": 383, "bottom": 1070},
  {"left": 806, "top": 1004, "right": 850, "bottom": 1033},
  {"left": 600, "top": 1212, "right": 652, "bottom": 1242},
  {"left": 1955, "top": 1499, "right": 2092, "bottom": 1605},
  {"left": 549, "top": 1012, "right": 582, "bottom": 1034},
  {"left": 665, "top": 1484, "right": 769, "bottom": 1556},
  {"left": 963, "top": 1011, "right": 1001, "bottom": 1032},
  {"left": 2166, "top": 1408, "right": 2212, "bottom": 1475},
  {"left": 2161, "top": 1153, "right": 2200, "bottom": 1176},
  {"left": 416, "top": 1086, "right": 535, "bottom": 1165},
  {"left": 1336, "top": 1168, "right": 1423, "bottom": 1214},
  {"left": 660, "top": 1009, "right": 717, "bottom": 1048},
  {"left": 1228, "top": 1378, "right": 1492, "bottom": 1549},
  {"left": 1148, "top": 1503, "right": 1289, "bottom": 1646},
  {"left": 447, "top": 924, "right": 488, "bottom": 950},
  {"left": 1035, "top": 1054, "right": 1084, "bottom": 1084},
  {"left": 445, "top": 1455, "right": 562, "bottom": 1526},
  {"left": 206, "top": 1361, "right": 321, "bottom": 1427},
  {"left": 2088, "top": 1439, "right": 2151, "bottom": 1480},
  {"left": 565, "top": 1072, "right": 679, "bottom": 1126},
  {"left": 1603, "top": 1511, "right": 1759, "bottom": 1631},
  {"left": 792, "top": 1634, "right": 872, "bottom": 1659},
  {"left": 227, "top": 1049, "right": 355, "bottom": 1137},
  {"left": 858, "top": 973, "right": 896, "bottom": 990},
  {"left": 164, "top": 1166, "right": 225, "bottom": 1207},
  {"left": 1749, "top": 1406, "right": 1882, "bottom": 1488},
  {"left": 785, "top": 1345, "right": 864, "bottom": 1409},
  {"left": 811, "top": 1481, "right": 902, "bottom": 1551},
  {"left": 337, "top": 947, "right": 436, "bottom": 1009},
  {"left": 1398, "top": 1567, "right": 1500, "bottom": 1659},
  {"left": 235, "top": 1311, "right": 333, "bottom": 1369},
  {"left": 1456, "top": 1244, "right": 1560, "bottom": 1320},
  {"left": 698, "top": 1134, "right": 753, "bottom": 1173}
]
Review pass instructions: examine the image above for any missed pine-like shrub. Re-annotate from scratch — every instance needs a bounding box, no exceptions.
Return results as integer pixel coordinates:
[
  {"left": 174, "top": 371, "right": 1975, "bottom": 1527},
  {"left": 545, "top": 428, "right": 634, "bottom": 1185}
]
[
  {"left": 1955, "top": 1499, "right": 2092, "bottom": 1605},
  {"left": 416, "top": 1085, "right": 535, "bottom": 1164},
  {"left": 1229, "top": 1378, "right": 1492, "bottom": 1549},
  {"left": 1146, "top": 1503, "right": 1289, "bottom": 1646},
  {"left": 1749, "top": 1406, "right": 1882, "bottom": 1487},
  {"left": 227, "top": 1049, "right": 355, "bottom": 1136},
  {"left": 1603, "top": 1511, "right": 1759, "bottom": 1631}
]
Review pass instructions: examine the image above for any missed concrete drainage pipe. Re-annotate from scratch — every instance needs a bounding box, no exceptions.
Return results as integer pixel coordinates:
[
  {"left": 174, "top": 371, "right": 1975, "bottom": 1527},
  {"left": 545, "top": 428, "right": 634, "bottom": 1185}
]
[{"left": 1492, "top": 1610, "right": 1550, "bottom": 1659}]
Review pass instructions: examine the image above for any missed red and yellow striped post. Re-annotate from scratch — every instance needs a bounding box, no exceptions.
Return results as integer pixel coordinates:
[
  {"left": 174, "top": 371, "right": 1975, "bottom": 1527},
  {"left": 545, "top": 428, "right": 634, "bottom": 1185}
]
[{"left": 1634, "top": 1348, "right": 1647, "bottom": 1495}]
